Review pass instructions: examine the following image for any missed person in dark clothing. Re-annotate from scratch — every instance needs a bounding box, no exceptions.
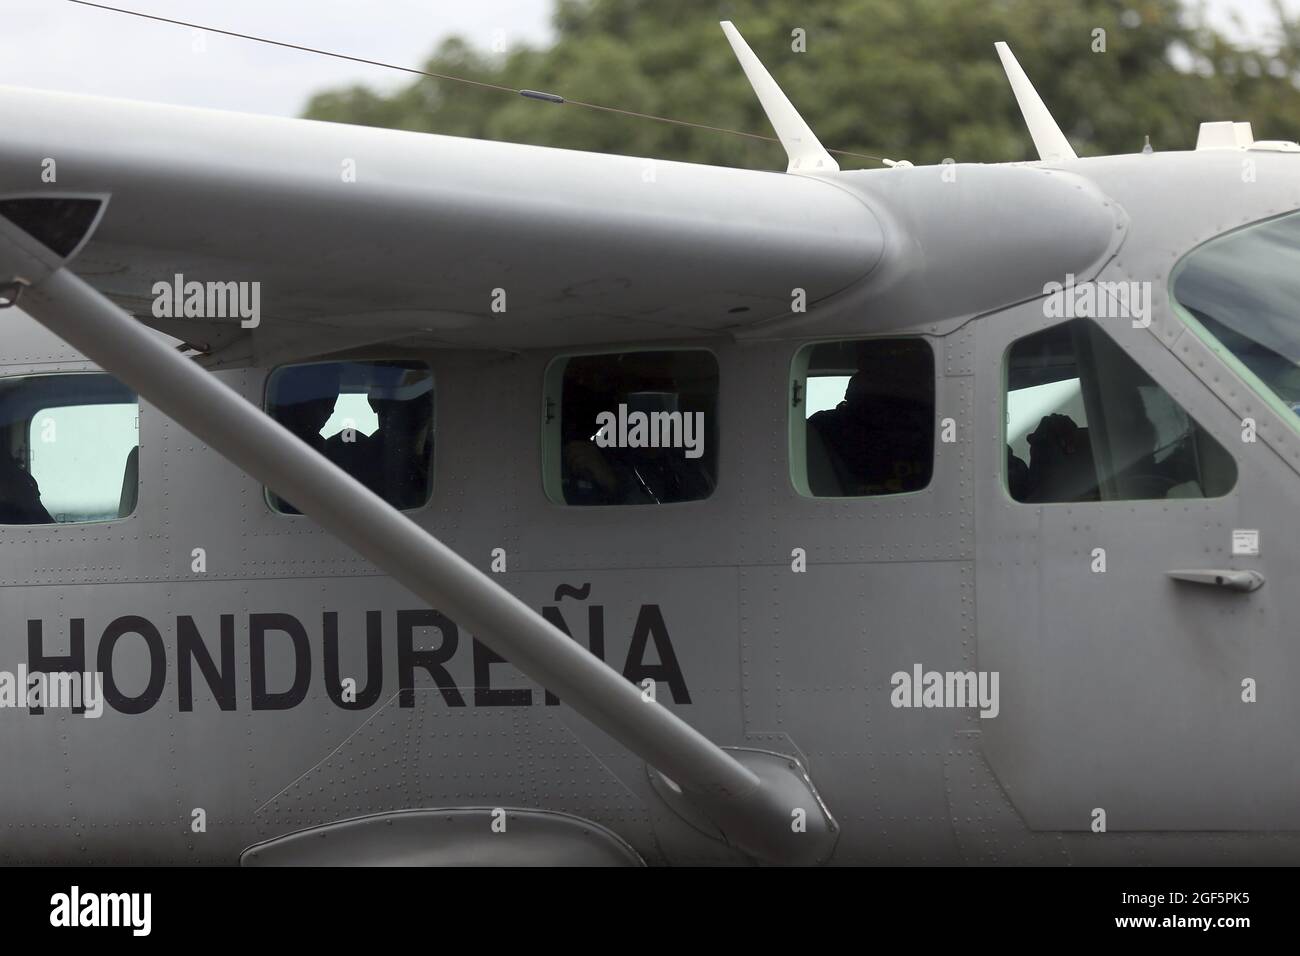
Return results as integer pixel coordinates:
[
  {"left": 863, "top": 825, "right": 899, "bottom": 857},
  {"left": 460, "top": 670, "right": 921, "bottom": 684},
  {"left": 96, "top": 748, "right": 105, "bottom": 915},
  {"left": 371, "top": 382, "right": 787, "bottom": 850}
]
[
  {"left": 807, "top": 365, "right": 933, "bottom": 497},
  {"left": 1023, "top": 412, "right": 1099, "bottom": 502},
  {"left": 367, "top": 394, "right": 432, "bottom": 510},
  {"left": 0, "top": 453, "right": 53, "bottom": 524}
]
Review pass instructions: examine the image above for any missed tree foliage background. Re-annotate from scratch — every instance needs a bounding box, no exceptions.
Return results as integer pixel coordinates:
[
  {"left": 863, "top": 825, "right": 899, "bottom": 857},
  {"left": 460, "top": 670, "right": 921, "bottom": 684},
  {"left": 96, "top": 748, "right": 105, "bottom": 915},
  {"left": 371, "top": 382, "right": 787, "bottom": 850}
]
[{"left": 303, "top": 0, "right": 1300, "bottom": 169}]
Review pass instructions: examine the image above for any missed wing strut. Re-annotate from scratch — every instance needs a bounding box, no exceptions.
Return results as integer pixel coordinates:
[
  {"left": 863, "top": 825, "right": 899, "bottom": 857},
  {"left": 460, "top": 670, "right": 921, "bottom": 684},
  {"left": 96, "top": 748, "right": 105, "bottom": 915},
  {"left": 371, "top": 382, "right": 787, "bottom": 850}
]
[{"left": 0, "top": 209, "right": 836, "bottom": 865}]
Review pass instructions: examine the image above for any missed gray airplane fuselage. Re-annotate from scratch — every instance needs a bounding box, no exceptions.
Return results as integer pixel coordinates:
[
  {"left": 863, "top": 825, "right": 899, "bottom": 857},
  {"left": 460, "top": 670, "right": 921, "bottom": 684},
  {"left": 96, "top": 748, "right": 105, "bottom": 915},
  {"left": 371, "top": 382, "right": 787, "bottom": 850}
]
[{"left": 2, "top": 143, "right": 1300, "bottom": 866}]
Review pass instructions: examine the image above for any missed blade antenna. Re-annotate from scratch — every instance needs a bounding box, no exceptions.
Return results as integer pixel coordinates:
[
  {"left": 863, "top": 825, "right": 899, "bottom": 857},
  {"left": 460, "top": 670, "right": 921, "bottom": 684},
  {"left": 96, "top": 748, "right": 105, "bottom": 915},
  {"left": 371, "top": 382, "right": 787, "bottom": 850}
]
[
  {"left": 720, "top": 21, "right": 839, "bottom": 174},
  {"left": 994, "top": 41, "right": 1077, "bottom": 163}
]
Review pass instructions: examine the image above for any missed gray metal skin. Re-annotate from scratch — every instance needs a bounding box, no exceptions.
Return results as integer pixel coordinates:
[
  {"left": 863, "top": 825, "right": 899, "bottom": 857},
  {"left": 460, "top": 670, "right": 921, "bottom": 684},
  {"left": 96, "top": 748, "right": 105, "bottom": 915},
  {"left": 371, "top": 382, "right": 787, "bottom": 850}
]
[{"left": 1, "top": 85, "right": 1299, "bottom": 865}]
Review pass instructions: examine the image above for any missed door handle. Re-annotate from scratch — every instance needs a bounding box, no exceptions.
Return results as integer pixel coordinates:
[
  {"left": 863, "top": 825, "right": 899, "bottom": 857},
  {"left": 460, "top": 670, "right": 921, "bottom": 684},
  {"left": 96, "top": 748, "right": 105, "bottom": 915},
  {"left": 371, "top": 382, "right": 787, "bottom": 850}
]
[{"left": 1167, "top": 569, "right": 1265, "bottom": 592}]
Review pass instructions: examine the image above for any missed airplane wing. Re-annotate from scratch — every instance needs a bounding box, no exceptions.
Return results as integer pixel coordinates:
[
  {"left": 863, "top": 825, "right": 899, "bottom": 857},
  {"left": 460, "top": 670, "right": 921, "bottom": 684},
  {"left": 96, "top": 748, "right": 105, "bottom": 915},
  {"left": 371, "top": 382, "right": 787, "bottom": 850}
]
[{"left": 0, "top": 85, "right": 882, "bottom": 366}]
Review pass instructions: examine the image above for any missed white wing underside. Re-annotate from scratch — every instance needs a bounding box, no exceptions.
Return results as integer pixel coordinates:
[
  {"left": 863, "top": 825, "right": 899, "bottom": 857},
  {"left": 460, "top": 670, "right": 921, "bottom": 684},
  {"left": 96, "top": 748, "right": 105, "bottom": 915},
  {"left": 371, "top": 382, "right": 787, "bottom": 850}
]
[{"left": 0, "top": 86, "right": 881, "bottom": 367}]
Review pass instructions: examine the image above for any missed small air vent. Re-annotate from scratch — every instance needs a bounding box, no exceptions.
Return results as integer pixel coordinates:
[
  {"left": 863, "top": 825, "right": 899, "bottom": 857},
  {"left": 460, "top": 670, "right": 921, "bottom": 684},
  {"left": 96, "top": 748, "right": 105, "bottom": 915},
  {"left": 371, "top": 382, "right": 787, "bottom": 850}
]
[{"left": 0, "top": 197, "right": 104, "bottom": 258}]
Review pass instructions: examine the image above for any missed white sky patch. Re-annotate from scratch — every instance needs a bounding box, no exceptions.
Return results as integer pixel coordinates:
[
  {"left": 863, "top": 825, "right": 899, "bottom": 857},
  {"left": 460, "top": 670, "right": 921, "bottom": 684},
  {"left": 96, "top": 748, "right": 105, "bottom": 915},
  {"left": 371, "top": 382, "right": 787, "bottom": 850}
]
[
  {"left": 1006, "top": 378, "right": 1087, "bottom": 462},
  {"left": 1, "top": 0, "right": 553, "bottom": 117},
  {"left": 321, "top": 392, "right": 379, "bottom": 439},
  {"left": 806, "top": 375, "right": 851, "bottom": 417},
  {"left": 28, "top": 402, "right": 136, "bottom": 521}
]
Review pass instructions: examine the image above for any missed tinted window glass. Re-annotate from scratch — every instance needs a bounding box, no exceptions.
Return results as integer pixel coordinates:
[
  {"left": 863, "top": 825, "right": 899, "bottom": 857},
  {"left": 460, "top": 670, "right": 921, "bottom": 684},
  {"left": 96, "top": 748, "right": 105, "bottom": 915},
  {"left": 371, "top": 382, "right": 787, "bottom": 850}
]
[
  {"left": 0, "top": 374, "right": 138, "bottom": 524},
  {"left": 553, "top": 350, "right": 717, "bottom": 505},
  {"left": 798, "top": 338, "right": 934, "bottom": 497},
  {"left": 1172, "top": 209, "right": 1300, "bottom": 416},
  {"left": 1005, "top": 320, "right": 1235, "bottom": 502},
  {"left": 267, "top": 360, "right": 433, "bottom": 513}
]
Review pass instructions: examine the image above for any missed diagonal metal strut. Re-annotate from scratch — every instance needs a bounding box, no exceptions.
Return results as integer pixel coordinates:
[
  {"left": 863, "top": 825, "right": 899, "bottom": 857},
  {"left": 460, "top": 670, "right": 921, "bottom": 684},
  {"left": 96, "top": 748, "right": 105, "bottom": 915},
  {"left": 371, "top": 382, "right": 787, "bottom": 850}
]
[{"left": 0, "top": 214, "right": 834, "bottom": 863}]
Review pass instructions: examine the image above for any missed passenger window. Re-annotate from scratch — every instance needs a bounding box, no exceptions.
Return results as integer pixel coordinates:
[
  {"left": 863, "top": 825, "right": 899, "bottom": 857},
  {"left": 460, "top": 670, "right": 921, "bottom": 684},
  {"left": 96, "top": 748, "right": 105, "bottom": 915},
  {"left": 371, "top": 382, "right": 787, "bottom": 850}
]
[
  {"left": 793, "top": 338, "right": 935, "bottom": 497},
  {"left": 266, "top": 360, "right": 433, "bottom": 514},
  {"left": 1004, "top": 319, "right": 1235, "bottom": 502},
  {"left": 0, "top": 374, "right": 138, "bottom": 524},
  {"left": 546, "top": 350, "right": 718, "bottom": 505}
]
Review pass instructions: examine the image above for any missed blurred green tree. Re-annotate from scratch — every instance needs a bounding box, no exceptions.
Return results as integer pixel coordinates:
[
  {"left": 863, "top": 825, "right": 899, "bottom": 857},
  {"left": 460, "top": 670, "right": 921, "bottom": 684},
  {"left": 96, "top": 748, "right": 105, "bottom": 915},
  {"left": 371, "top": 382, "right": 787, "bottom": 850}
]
[{"left": 303, "top": 0, "right": 1300, "bottom": 169}]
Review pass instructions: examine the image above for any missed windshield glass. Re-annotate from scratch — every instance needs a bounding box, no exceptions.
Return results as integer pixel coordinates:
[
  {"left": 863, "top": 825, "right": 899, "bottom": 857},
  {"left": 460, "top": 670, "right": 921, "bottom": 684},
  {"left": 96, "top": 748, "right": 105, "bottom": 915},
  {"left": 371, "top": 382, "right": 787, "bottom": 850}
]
[{"left": 1172, "top": 210, "right": 1300, "bottom": 414}]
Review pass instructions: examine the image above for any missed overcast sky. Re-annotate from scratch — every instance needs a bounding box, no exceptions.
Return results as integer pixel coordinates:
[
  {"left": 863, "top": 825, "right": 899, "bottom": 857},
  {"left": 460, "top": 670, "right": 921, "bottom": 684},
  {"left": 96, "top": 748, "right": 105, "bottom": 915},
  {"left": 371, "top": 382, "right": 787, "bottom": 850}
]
[
  {"left": 3, "top": 0, "right": 555, "bottom": 117},
  {"left": 1, "top": 1, "right": 1295, "bottom": 120}
]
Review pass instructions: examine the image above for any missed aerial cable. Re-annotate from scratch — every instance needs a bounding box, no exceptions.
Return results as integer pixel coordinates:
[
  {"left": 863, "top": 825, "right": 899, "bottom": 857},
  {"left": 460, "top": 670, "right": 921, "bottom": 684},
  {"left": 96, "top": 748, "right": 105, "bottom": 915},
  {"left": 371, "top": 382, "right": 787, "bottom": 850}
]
[{"left": 65, "top": 0, "right": 885, "bottom": 165}]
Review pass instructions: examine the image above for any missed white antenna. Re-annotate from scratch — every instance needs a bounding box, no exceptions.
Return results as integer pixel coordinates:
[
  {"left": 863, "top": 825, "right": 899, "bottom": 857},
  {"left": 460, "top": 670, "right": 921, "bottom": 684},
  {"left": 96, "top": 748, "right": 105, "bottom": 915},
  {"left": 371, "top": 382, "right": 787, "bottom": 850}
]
[
  {"left": 994, "top": 41, "right": 1077, "bottom": 163},
  {"left": 719, "top": 21, "right": 839, "bottom": 174}
]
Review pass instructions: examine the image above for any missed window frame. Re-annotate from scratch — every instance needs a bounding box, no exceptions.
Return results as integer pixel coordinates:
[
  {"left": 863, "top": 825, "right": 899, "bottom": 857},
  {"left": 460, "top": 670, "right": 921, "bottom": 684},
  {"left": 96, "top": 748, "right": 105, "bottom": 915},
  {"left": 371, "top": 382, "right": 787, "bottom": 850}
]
[
  {"left": 0, "top": 370, "right": 140, "bottom": 527},
  {"left": 788, "top": 335, "right": 937, "bottom": 500},
  {"left": 541, "top": 346, "right": 720, "bottom": 508},
  {"left": 261, "top": 358, "right": 436, "bottom": 517},
  {"left": 999, "top": 317, "right": 1237, "bottom": 505}
]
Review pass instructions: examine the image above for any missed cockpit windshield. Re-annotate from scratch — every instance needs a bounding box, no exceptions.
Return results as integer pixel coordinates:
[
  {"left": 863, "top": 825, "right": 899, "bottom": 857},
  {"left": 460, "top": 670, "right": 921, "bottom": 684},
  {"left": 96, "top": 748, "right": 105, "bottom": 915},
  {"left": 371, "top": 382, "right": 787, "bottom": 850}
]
[{"left": 1172, "top": 210, "right": 1300, "bottom": 415}]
